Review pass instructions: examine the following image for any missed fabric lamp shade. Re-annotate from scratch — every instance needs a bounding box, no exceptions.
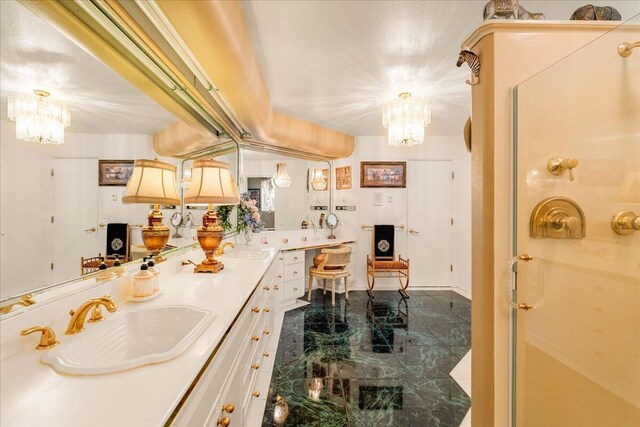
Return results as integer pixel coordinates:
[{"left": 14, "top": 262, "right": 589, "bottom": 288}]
[
  {"left": 122, "top": 159, "right": 180, "bottom": 205},
  {"left": 184, "top": 160, "right": 240, "bottom": 205}
]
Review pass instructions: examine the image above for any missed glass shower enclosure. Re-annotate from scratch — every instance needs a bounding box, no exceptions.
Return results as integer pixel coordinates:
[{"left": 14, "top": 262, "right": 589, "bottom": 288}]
[{"left": 510, "top": 15, "right": 640, "bottom": 427}]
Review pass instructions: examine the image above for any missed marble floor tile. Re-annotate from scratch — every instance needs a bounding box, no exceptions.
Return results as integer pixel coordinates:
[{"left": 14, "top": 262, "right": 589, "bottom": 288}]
[{"left": 264, "top": 289, "right": 471, "bottom": 426}]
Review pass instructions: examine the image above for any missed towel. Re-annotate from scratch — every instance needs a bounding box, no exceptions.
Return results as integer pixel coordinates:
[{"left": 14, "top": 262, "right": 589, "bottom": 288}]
[
  {"left": 373, "top": 225, "right": 394, "bottom": 260},
  {"left": 106, "top": 223, "right": 128, "bottom": 258}
]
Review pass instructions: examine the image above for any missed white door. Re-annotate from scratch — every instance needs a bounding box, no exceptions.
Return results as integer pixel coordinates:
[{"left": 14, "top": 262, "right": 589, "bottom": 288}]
[
  {"left": 407, "top": 160, "right": 453, "bottom": 286},
  {"left": 52, "top": 158, "right": 98, "bottom": 283}
]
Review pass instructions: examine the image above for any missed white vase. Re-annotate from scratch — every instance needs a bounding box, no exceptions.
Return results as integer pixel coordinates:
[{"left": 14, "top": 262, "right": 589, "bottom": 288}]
[{"left": 244, "top": 228, "right": 253, "bottom": 245}]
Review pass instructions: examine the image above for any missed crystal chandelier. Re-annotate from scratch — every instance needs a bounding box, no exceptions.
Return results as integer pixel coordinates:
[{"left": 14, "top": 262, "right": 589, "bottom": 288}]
[
  {"left": 272, "top": 163, "right": 291, "bottom": 188},
  {"left": 382, "top": 92, "right": 430, "bottom": 147},
  {"left": 7, "top": 90, "right": 70, "bottom": 145}
]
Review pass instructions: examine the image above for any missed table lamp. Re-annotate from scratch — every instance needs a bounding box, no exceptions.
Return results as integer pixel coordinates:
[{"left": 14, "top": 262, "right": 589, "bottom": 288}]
[
  {"left": 122, "top": 159, "right": 180, "bottom": 260},
  {"left": 184, "top": 159, "right": 240, "bottom": 273}
]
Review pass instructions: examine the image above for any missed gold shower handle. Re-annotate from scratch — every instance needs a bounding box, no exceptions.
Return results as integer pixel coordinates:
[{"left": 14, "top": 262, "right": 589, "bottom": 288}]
[
  {"left": 618, "top": 41, "right": 640, "bottom": 57},
  {"left": 505, "top": 254, "right": 545, "bottom": 311}
]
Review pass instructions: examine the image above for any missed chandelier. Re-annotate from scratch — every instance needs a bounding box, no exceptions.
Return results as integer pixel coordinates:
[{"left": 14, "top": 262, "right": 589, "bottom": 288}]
[
  {"left": 382, "top": 92, "right": 430, "bottom": 147},
  {"left": 7, "top": 90, "right": 70, "bottom": 145},
  {"left": 272, "top": 162, "right": 291, "bottom": 188}
]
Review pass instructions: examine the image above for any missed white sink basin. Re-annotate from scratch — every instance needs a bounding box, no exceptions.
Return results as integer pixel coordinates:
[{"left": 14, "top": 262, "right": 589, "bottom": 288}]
[
  {"left": 42, "top": 305, "right": 214, "bottom": 375},
  {"left": 221, "top": 249, "right": 269, "bottom": 261}
]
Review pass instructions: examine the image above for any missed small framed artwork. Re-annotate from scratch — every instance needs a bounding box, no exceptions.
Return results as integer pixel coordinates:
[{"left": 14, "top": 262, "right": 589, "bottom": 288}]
[
  {"left": 335, "top": 166, "right": 352, "bottom": 190},
  {"left": 360, "top": 161, "right": 406, "bottom": 188},
  {"left": 98, "top": 160, "right": 134, "bottom": 186},
  {"left": 248, "top": 189, "right": 261, "bottom": 209}
]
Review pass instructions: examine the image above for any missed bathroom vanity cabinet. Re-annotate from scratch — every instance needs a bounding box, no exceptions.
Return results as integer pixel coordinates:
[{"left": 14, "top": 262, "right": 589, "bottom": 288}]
[{"left": 171, "top": 255, "right": 282, "bottom": 426}]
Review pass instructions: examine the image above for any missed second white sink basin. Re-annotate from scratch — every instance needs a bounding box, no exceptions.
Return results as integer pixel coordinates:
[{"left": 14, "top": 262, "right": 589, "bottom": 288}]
[
  {"left": 42, "top": 305, "right": 214, "bottom": 375},
  {"left": 222, "top": 249, "right": 269, "bottom": 261}
]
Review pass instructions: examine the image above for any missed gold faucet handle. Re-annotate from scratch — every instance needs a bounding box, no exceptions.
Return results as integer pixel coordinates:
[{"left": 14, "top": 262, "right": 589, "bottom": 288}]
[
  {"left": 21, "top": 326, "right": 58, "bottom": 350},
  {"left": 88, "top": 305, "right": 104, "bottom": 323}
]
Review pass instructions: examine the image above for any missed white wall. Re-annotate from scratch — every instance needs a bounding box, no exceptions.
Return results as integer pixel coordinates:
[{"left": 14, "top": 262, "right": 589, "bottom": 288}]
[
  {"left": 0, "top": 120, "right": 163, "bottom": 299},
  {"left": 329, "top": 135, "right": 472, "bottom": 296}
]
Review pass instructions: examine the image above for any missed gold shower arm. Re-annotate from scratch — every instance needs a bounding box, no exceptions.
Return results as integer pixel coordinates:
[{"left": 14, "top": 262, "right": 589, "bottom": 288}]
[{"left": 618, "top": 41, "right": 640, "bottom": 57}]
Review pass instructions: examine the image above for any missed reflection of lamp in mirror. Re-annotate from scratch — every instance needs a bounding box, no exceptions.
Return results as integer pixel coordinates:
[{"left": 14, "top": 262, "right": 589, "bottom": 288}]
[
  {"left": 122, "top": 159, "right": 180, "bottom": 260},
  {"left": 309, "top": 168, "right": 327, "bottom": 191},
  {"left": 273, "top": 163, "right": 291, "bottom": 188},
  {"left": 184, "top": 160, "right": 240, "bottom": 273}
]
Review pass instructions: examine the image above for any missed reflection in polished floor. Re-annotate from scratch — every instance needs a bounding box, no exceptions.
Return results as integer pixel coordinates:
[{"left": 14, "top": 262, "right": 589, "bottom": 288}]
[{"left": 262, "top": 290, "right": 471, "bottom": 427}]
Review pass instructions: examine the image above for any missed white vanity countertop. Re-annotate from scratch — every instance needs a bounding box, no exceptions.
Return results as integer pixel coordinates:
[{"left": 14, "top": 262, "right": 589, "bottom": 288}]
[{"left": 0, "top": 235, "right": 356, "bottom": 427}]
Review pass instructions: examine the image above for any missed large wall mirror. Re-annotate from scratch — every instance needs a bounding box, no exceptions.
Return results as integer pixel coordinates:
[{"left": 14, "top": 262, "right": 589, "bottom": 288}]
[
  {"left": 0, "top": 1, "right": 217, "bottom": 306},
  {"left": 240, "top": 149, "right": 332, "bottom": 231}
]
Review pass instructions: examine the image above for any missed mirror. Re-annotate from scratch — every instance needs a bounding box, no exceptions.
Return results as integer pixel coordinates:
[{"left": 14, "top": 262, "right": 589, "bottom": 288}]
[
  {"left": 240, "top": 149, "right": 331, "bottom": 230},
  {"left": 0, "top": 1, "right": 208, "bottom": 308},
  {"left": 326, "top": 213, "right": 339, "bottom": 239}
]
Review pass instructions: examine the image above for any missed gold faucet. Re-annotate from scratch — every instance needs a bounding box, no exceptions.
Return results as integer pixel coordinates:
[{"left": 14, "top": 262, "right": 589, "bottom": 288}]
[
  {"left": 20, "top": 326, "right": 58, "bottom": 350},
  {"left": 214, "top": 242, "right": 235, "bottom": 257},
  {"left": 0, "top": 294, "right": 36, "bottom": 314},
  {"left": 66, "top": 295, "right": 117, "bottom": 335}
]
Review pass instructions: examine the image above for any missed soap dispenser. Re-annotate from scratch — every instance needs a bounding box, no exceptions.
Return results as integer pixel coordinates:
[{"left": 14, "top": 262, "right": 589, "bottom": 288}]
[
  {"left": 112, "top": 255, "right": 126, "bottom": 277},
  {"left": 133, "top": 263, "right": 154, "bottom": 298},
  {"left": 145, "top": 257, "right": 160, "bottom": 293},
  {"left": 96, "top": 257, "right": 114, "bottom": 282}
]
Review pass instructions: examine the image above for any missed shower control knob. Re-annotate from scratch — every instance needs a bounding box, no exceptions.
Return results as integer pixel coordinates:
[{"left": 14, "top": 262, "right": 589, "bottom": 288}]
[{"left": 611, "top": 211, "right": 640, "bottom": 236}]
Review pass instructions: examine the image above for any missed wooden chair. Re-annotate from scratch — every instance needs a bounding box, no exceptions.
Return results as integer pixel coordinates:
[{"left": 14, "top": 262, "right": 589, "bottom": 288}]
[
  {"left": 366, "top": 225, "right": 410, "bottom": 299},
  {"left": 307, "top": 246, "right": 352, "bottom": 306}
]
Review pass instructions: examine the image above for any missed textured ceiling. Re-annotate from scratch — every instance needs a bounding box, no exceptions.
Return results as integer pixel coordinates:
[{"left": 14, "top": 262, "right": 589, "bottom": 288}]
[
  {"left": 242, "top": 0, "right": 640, "bottom": 137},
  {"left": 0, "top": 0, "right": 177, "bottom": 135}
]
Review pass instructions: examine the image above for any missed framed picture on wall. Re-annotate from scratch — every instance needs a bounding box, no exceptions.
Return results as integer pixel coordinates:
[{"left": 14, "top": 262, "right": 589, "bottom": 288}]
[
  {"left": 335, "top": 166, "right": 352, "bottom": 190},
  {"left": 360, "top": 161, "right": 406, "bottom": 188},
  {"left": 98, "top": 160, "right": 134, "bottom": 186}
]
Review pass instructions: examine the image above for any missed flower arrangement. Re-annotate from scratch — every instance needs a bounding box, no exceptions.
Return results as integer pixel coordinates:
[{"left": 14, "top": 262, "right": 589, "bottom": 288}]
[{"left": 237, "top": 191, "right": 263, "bottom": 232}]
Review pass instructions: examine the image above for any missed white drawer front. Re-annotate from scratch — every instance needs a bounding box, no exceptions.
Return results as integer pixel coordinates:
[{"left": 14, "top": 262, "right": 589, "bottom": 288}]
[
  {"left": 283, "top": 278, "right": 306, "bottom": 302},
  {"left": 284, "top": 263, "right": 304, "bottom": 282},
  {"left": 284, "top": 250, "right": 304, "bottom": 265}
]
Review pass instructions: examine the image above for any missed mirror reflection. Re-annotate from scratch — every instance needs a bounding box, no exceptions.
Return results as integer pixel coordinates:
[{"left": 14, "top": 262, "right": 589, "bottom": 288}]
[{"left": 0, "top": 1, "right": 187, "bottom": 302}]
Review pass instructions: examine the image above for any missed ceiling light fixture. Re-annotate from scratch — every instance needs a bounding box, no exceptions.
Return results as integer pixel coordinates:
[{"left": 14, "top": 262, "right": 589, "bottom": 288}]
[
  {"left": 382, "top": 92, "right": 430, "bottom": 147},
  {"left": 7, "top": 90, "right": 70, "bottom": 145},
  {"left": 272, "top": 163, "right": 291, "bottom": 188}
]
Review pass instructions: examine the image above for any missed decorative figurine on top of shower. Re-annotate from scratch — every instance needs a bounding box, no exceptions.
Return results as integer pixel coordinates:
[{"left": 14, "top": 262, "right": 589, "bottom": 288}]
[
  {"left": 570, "top": 4, "right": 621, "bottom": 20},
  {"left": 483, "top": 0, "right": 545, "bottom": 20},
  {"left": 457, "top": 49, "right": 480, "bottom": 86}
]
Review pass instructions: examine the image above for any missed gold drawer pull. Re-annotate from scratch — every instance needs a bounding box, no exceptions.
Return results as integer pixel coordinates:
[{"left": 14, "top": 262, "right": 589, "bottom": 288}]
[
  {"left": 222, "top": 403, "right": 235, "bottom": 414},
  {"left": 251, "top": 335, "right": 260, "bottom": 342},
  {"left": 277, "top": 274, "right": 282, "bottom": 278},
  {"left": 217, "top": 417, "right": 230, "bottom": 427},
  {"left": 274, "top": 285, "right": 280, "bottom": 290},
  {"left": 294, "top": 256, "right": 298, "bottom": 261},
  {"left": 263, "top": 329, "right": 270, "bottom": 335},
  {"left": 263, "top": 352, "right": 270, "bottom": 357},
  {"left": 252, "top": 307, "right": 259, "bottom": 313},
  {"left": 293, "top": 271, "right": 298, "bottom": 274},
  {"left": 263, "top": 285, "right": 270, "bottom": 291},
  {"left": 252, "top": 391, "right": 260, "bottom": 398},
  {"left": 293, "top": 288, "right": 298, "bottom": 291},
  {"left": 263, "top": 308, "right": 270, "bottom": 313},
  {"left": 279, "top": 257, "right": 283, "bottom": 261},
  {"left": 251, "top": 363, "right": 260, "bottom": 370}
]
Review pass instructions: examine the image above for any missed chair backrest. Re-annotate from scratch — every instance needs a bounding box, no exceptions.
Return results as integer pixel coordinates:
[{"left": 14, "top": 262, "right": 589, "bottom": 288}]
[
  {"left": 106, "top": 223, "right": 130, "bottom": 260},
  {"left": 372, "top": 224, "right": 395, "bottom": 260},
  {"left": 321, "top": 246, "right": 352, "bottom": 268}
]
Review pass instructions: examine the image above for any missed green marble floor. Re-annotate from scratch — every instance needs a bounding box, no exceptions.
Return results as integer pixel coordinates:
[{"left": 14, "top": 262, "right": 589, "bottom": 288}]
[{"left": 262, "top": 289, "right": 471, "bottom": 427}]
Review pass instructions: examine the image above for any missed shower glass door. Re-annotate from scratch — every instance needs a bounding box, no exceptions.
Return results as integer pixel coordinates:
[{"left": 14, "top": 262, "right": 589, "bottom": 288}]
[{"left": 511, "top": 16, "right": 640, "bottom": 427}]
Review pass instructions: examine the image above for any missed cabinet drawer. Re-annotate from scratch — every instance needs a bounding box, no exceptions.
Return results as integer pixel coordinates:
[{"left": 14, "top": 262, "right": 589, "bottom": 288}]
[
  {"left": 284, "top": 250, "right": 304, "bottom": 265},
  {"left": 284, "top": 263, "right": 304, "bottom": 281},
  {"left": 283, "top": 278, "right": 306, "bottom": 302}
]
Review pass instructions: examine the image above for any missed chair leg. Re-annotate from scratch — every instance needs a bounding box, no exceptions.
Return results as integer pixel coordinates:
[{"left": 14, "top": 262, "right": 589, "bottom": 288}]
[
  {"left": 307, "top": 275, "right": 313, "bottom": 302},
  {"left": 344, "top": 276, "right": 349, "bottom": 300},
  {"left": 331, "top": 279, "right": 336, "bottom": 306},
  {"left": 323, "top": 279, "right": 326, "bottom": 295}
]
